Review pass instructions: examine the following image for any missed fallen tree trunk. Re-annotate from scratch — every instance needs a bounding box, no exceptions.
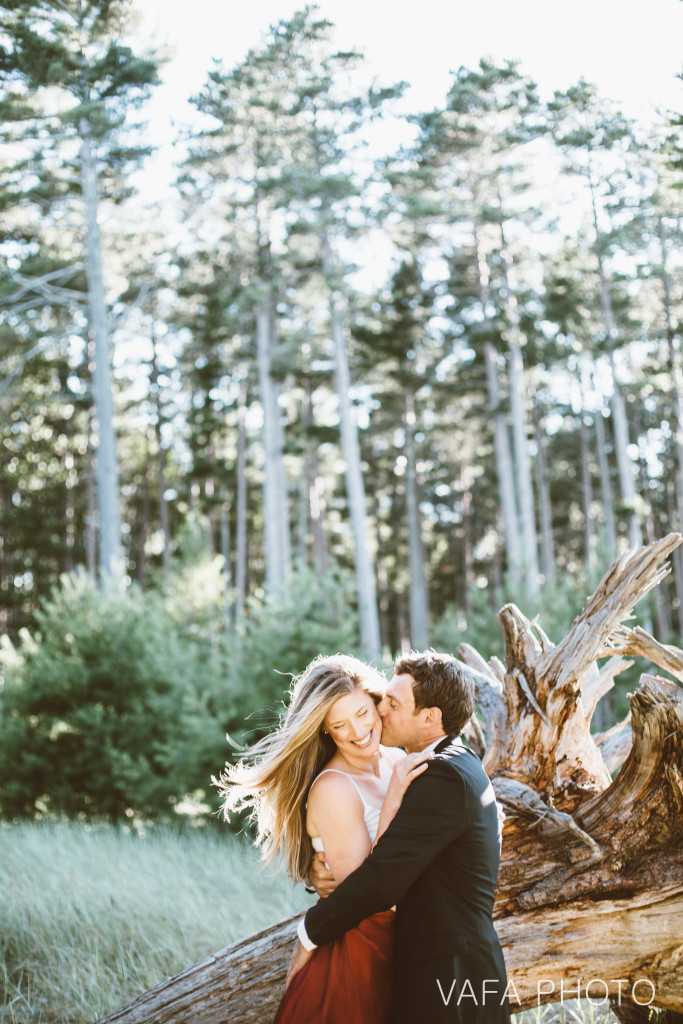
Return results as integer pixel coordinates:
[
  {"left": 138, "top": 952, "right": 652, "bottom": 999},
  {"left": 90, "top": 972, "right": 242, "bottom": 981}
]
[{"left": 96, "top": 534, "right": 683, "bottom": 1023}]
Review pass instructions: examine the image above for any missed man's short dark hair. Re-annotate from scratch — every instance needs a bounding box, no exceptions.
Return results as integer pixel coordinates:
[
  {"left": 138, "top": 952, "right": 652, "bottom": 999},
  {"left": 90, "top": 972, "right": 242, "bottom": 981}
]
[{"left": 394, "top": 650, "right": 475, "bottom": 736}]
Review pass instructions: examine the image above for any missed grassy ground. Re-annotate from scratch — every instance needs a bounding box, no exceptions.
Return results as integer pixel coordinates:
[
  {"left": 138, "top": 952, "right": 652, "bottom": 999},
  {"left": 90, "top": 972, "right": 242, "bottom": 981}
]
[
  {"left": 0, "top": 821, "right": 626, "bottom": 1024},
  {"left": 0, "top": 821, "right": 307, "bottom": 1024}
]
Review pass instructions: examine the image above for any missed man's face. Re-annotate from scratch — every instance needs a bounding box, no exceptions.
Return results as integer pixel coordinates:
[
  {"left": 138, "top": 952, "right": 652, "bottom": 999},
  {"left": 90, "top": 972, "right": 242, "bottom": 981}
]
[{"left": 378, "top": 673, "right": 423, "bottom": 751}]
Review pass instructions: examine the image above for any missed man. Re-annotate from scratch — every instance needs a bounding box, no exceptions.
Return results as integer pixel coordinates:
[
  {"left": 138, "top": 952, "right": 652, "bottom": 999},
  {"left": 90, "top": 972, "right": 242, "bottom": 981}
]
[{"left": 288, "top": 650, "right": 510, "bottom": 1024}]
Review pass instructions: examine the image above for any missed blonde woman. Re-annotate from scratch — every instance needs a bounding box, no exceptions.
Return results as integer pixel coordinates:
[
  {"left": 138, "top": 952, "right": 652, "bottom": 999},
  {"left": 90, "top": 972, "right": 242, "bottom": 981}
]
[{"left": 215, "top": 653, "right": 429, "bottom": 1024}]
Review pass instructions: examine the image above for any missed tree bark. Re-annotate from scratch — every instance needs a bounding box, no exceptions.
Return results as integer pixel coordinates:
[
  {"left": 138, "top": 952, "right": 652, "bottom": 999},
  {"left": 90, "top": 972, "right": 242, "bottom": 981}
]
[
  {"left": 150, "top": 327, "right": 171, "bottom": 578},
  {"left": 660, "top": 213, "right": 683, "bottom": 637},
  {"left": 460, "top": 461, "right": 475, "bottom": 611},
  {"left": 577, "top": 365, "right": 598, "bottom": 581},
  {"left": 256, "top": 292, "right": 291, "bottom": 600},
  {"left": 592, "top": 380, "right": 618, "bottom": 558},
  {"left": 80, "top": 119, "right": 122, "bottom": 578},
  {"left": 219, "top": 486, "right": 233, "bottom": 631},
  {"left": 234, "top": 375, "right": 248, "bottom": 626},
  {"left": 473, "top": 223, "right": 522, "bottom": 587},
  {"left": 532, "top": 405, "right": 555, "bottom": 583},
  {"left": 404, "top": 392, "right": 429, "bottom": 648},
  {"left": 85, "top": 407, "right": 98, "bottom": 577},
  {"left": 321, "top": 234, "right": 381, "bottom": 661},
  {"left": 587, "top": 162, "right": 642, "bottom": 551},
  {"left": 498, "top": 216, "right": 539, "bottom": 595},
  {"left": 96, "top": 534, "right": 683, "bottom": 1024}
]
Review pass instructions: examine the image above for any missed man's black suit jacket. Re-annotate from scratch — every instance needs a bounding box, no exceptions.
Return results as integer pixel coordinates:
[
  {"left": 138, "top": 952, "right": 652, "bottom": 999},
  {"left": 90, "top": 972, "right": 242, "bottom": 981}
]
[{"left": 304, "top": 737, "right": 510, "bottom": 1023}]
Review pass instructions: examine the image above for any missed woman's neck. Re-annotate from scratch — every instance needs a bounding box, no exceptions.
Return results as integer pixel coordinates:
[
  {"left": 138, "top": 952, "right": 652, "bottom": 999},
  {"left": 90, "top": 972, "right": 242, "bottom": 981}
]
[{"left": 335, "top": 749, "right": 383, "bottom": 777}]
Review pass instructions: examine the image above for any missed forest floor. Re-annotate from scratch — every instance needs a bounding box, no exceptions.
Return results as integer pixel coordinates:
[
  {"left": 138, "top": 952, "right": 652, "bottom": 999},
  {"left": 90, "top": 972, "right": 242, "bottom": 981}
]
[{"left": 0, "top": 821, "right": 621, "bottom": 1024}]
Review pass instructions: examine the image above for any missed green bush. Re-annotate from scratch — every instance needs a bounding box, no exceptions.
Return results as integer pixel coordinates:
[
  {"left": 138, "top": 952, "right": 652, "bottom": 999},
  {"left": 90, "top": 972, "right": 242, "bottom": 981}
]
[
  {"left": 226, "top": 566, "right": 361, "bottom": 743},
  {"left": 0, "top": 570, "right": 226, "bottom": 821}
]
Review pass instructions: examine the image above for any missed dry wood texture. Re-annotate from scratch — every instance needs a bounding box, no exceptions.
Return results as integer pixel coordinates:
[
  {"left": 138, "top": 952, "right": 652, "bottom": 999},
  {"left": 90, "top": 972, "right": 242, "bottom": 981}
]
[{"left": 96, "top": 534, "right": 683, "bottom": 1023}]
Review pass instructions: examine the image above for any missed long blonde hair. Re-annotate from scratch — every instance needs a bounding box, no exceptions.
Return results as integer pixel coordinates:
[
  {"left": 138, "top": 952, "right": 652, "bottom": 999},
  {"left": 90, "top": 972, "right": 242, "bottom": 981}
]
[{"left": 214, "top": 653, "right": 385, "bottom": 882}]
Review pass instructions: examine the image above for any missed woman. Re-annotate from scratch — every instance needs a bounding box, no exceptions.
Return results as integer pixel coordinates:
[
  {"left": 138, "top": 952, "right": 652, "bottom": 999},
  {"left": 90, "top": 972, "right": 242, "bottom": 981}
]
[{"left": 214, "top": 653, "right": 429, "bottom": 1024}]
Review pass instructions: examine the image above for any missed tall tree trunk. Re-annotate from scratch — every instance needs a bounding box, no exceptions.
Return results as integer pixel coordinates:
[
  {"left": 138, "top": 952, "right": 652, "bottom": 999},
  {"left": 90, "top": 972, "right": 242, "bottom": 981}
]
[
  {"left": 577, "top": 366, "right": 598, "bottom": 581},
  {"left": 532, "top": 405, "right": 555, "bottom": 583},
  {"left": 472, "top": 223, "right": 522, "bottom": 586},
  {"left": 308, "top": 454, "right": 327, "bottom": 578},
  {"left": 64, "top": 447, "right": 76, "bottom": 572},
  {"left": 138, "top": 434, "right": 151, "bottom": 588},
  {"left": 206, "top": 478, "right": 218, "bottom": 555},
  {"left": 588, "top": 162, "right": 641, "bottom": 550},
  {"left": 220, "top": 486, "right": 233, "bottom": 631},
  {"left": 150, "top": 328, "right": 171, "bottom": 577},
  {"left": 632, "top": 409, "right": 671, "bottom": 640},
  {"left": 606, "top": 349, "right": 642, "bottom": 550},
  {"left": 498, "top": 216, "right": 539, "bottom": 595},
  {"left": 659, "top": 213, "right": 683, "bottom": 635},
  {"left": 256, "top": 292, "right": 291, "bottom": 601},
  {"left": 371, "top": 473, "right": 390, "bottom": 655},
  {"left": 296, "top": 457, "right": 308, "bottom": 569},
  {"left": 321, "top": 234, "right": 381, "bottom": 660},
  {"left": 85, "top": 407, "right": 97, "bottom": 577},
  {"left": 303, "top": 380, "right": 327, "bottom": 577},
  {"left": 79, "top": 119, "right": 121, "bottom": 578},
  {"left": 667, "top": 480, "right": 683, "bottom": 638},
  {"left": 404, "top": 391, "right": 429, "bottom": 648},
  {"left": 461, "top": 462, "right": 475, "bottom": 614},
  {"left": 234, "top": 377, "right": 248, "bottom": 627},
  {"left": 591, "top": 371, "right": 618, "bottom": 558}
]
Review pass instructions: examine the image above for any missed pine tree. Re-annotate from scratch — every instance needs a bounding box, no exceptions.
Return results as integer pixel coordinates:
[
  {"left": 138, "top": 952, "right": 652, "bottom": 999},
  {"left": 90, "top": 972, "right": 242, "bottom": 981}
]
[
  {"left": 548, "top": 80, "right": 644, "bottom": 551},
  {"left": 0, "top": 0, "right": 159, "bottom": 577}
]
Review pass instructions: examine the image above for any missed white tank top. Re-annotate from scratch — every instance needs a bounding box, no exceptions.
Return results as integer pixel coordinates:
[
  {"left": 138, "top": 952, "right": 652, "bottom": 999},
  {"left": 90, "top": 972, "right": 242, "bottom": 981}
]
[{"left": 309, "top": 768, "right": 383, "bottom": 850}]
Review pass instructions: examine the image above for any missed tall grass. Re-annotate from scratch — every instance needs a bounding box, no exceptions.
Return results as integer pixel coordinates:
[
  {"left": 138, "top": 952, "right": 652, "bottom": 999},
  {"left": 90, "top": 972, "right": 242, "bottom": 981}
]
[
  {"left": 0, "top": 822, "right": 634, "bottom": 1024},
  {"left": 0, "top": 821, "right": 308, "bottom": 1024}
]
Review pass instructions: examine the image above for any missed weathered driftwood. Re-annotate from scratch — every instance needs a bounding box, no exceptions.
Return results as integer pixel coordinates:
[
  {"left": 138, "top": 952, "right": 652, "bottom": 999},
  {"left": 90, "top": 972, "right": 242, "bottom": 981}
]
[{"left": 96, "top": 534, "right": 683, "bottom": 1023}]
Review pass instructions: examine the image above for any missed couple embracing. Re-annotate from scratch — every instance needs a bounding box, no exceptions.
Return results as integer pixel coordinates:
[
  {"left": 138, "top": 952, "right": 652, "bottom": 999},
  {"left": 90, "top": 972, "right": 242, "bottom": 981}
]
[{"left": 217, "top": 650, "right": 510, "bottom": 1024}]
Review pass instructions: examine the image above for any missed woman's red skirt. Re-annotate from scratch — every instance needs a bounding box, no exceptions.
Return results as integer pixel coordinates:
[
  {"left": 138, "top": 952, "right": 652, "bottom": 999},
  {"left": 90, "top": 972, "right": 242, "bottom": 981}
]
[{"left": 273, "top": 909, "right": 395, "bottom": 1024}]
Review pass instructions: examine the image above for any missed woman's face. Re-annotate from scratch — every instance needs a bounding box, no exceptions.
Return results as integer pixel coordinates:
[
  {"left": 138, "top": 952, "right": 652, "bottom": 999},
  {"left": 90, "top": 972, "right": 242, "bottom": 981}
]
[{"left": 323, "top": 687, "right": 382, "bottom": 760}]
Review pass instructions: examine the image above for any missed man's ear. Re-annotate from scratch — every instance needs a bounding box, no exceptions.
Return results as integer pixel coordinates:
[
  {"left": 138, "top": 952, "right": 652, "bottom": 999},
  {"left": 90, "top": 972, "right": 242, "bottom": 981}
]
[{"left": 423, "top": 705, "right": 443, "bottom": 729}]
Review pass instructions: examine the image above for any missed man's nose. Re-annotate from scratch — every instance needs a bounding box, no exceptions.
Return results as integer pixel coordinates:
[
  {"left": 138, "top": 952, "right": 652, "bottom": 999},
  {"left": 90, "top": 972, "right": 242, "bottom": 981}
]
[{"left": 377, "top": 698, "right": 388, "bottom": 718}]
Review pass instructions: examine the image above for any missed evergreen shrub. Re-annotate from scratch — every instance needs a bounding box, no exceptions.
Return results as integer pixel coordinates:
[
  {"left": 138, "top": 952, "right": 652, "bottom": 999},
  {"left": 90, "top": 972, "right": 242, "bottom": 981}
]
[{"left": 0, "top": 569, "right": 226, "bottom": 821}]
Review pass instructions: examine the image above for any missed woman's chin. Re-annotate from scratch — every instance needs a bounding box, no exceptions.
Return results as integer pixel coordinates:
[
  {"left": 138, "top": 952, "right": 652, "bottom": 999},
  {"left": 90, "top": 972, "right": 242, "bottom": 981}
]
[{"left": 352, "top": 726, "right": 381, "bottom": 756}]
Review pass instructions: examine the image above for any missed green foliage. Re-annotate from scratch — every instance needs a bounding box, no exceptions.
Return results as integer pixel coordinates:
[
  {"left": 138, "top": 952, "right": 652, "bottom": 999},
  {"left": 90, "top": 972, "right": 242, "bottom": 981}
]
[
  {"left": 0, "top": 554, "right": 362, "bottom": 823},
  {"left": 0, "top": 821, "right": 307, "bottom": 1024},
  {"left": 431, "top": 575, "right": 588, "bottom": 665},
  {"left": 226, "top": 566, "right": 361, "bottom": 743},
  {"left": 0, "top": 569, "right": 226, "bottom": 821}
]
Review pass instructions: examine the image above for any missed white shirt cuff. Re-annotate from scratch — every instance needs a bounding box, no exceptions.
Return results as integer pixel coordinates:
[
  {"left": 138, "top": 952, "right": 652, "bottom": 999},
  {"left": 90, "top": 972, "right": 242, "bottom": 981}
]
[{"left": 297, "top": 918, "right": 318, "bottom": 951}]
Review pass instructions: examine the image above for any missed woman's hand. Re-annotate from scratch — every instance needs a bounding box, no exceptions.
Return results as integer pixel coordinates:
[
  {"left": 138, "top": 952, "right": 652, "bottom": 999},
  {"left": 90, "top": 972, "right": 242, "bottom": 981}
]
[
  {"left": 374, "top": 751, "right": 432, "bottom": 847},
  {"left": 387, "top": 751, "right": 432, "bottom": 802}
]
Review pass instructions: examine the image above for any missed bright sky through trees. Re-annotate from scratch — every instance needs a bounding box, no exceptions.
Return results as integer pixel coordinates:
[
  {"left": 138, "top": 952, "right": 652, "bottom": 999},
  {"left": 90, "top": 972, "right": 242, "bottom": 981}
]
[{"left": 138, "top": 0, "right": 683, "bottom": 144}]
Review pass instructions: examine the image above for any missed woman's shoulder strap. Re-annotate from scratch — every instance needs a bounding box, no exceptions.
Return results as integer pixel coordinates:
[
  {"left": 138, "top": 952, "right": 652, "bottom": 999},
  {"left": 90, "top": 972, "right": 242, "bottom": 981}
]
[{"left": 309, "top": 768, "right": 368, "bottom": 807}]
